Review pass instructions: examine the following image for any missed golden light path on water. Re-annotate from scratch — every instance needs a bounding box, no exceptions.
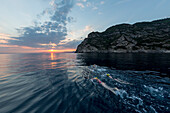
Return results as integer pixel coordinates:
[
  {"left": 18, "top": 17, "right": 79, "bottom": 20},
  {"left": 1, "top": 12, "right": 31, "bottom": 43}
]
[{"left": 48, "top": 51, "right": 77, "bottom": 70}]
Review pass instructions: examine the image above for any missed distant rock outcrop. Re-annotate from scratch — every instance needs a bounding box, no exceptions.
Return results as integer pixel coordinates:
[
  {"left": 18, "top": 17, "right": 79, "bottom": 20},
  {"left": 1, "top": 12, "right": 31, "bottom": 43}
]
[{"left": 76, "top": 18, "right": 170, "bottom": 53}]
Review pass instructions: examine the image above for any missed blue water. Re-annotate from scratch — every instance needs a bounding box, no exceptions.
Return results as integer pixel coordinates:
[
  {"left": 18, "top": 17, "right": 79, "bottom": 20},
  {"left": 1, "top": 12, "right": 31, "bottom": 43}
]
[{"left": 0, "top": 53, "right": 169, "bottom": 113}]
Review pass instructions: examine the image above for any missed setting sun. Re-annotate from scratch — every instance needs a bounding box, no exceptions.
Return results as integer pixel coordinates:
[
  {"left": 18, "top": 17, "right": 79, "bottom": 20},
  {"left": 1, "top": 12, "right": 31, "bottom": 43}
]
[
  {"left": 47, "top": 49, "right": 76, "bottom": 53},
  {"left": 49, "top": 49, "right": 55, "bottom": 52}
]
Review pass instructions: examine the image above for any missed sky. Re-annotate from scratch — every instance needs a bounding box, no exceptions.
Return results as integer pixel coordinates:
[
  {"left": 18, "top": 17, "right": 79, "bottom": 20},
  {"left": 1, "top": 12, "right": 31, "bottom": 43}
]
[{"left": 0, "top": 0, "right": 170, "bottom": 53}]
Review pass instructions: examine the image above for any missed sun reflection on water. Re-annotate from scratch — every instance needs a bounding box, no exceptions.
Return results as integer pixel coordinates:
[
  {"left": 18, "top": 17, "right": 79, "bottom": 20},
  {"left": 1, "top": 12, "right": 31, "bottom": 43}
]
[
  {"left": 50, "top": 53, "right": 57, "bottom": 69},
  {"left": 50, "top": 53, "right": 54, "bottom": 60}
]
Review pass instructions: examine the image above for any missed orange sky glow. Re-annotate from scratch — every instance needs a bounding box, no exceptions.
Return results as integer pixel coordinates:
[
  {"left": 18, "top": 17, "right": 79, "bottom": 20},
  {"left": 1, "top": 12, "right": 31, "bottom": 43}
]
[{"left": 0, "top": 44, "right": 76, "bottom": 53}]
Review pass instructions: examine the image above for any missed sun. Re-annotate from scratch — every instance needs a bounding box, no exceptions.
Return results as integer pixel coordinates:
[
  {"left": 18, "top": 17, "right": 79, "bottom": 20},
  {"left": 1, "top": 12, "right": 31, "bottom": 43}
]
[
  {"left": 47, "top": 49, "right": 76, "bottom": 53},
  {"left": 48, "top": 49, "right": 57, "bottom": 52},
  {"left": 50, "top": 49, "right": 54, "bottom": 52}
]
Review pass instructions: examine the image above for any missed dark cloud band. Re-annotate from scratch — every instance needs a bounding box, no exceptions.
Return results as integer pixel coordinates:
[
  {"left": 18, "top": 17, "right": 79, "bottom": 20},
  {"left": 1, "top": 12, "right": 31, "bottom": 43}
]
[{"left": 10, "top": 0, "right": 74, "bottom": 49}]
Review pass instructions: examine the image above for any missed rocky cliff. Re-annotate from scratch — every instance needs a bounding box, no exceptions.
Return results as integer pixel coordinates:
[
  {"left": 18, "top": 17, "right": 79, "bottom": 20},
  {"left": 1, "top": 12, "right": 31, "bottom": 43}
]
[{"left": 76, "top": 18, "right": 170, "bottom": 53}]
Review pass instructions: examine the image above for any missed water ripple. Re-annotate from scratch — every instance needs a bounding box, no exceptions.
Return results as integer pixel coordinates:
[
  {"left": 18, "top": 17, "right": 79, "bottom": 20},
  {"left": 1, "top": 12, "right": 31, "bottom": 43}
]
[{"left": 0, "top": 53, "right": 169, "bottom": 113}]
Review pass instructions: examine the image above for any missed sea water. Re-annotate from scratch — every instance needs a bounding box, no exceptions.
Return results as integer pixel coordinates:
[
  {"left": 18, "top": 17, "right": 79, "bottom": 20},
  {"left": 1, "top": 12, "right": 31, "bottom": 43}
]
[{"left": 0, "top": 53, "right": 169, "bottom": 113}]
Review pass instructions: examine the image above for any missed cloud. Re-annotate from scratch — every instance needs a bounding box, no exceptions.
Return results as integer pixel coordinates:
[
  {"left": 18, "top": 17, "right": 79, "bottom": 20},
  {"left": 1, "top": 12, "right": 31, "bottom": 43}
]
[
  {"left": 0, "top": 40, "right": 8, "bottom": 44},
  {"left": 57, "top": 25, "right": 93, "bottom": 49},
  {"left": 9, "top": 0, "right": 74, "bottom": 49},
  {"left": 0, "top": 33, "right": 16, "bottom": 40},
  {"left": 0, "top": 44, "right": 40, "bottom": 49},
  {"left": 64, "top": 25, "right": 93, "bottom": 41},
  {"left": 98, "top": 12, "right": 103, "bottom": 15},
  {"left": 86, "top": 2, "right": 91, "bottom": 7},
  {"left": 0, "top": 44, "right": 45, "bottom": 53},
  {"left": 76, "top": 3, "right": 85, "bottom": 8},
  {"left": 49, "top": 0, "right": 55, "bottom": 6},
  {"left": 39, "top": 42, "right": 57, "bottom": 47},
  {"left": 100, "top": 1, "right": 104, "bottom": 5},
  {"left": 83, "top": 1, "right": 101, "bottom": 10},
  {"left": 58, "top": 40, "right": 82, "bottom": 49},
  {"left": 115, "top": 0, "right": 131, "bottom": 5},
  {"left": 83, "top": 25, "right": 93, "bottom": 32},
  {"left": 0, "top": 33, "right": 18, "bottom": 44},
  {"left": 92, "top": 6, "right": 98, "bottom": 10},
  {"left": 76, "top": 0, "right": 86, "bottom": 2}
]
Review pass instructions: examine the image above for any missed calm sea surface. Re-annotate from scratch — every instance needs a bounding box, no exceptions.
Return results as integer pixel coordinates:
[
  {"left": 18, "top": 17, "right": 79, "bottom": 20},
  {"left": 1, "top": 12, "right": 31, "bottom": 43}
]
[{"left": 0, "top": 53, "right": 169, "bottom": 113}]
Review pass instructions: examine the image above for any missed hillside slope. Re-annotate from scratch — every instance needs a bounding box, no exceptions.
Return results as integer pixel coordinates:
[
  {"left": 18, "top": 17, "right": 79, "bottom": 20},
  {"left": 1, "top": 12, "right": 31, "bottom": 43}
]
[{"left": 76, "top": 18, "right": 170, "bottom": 53}]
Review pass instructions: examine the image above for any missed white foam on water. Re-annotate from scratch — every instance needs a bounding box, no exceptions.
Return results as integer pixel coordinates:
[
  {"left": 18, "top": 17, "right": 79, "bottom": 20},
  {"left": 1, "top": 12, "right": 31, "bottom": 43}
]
[
  {"left": 97, "top": 68, "right": 107, "bottom": 72},
  {"left": 135, "top": 109, "right": 143, "bottom": 113},
  {"left": 113, "top": 89, "right": 128, "bottom": 98},
  {"left": 143, "top": 85, "right": 164, "bottom": 98},
  {"left": 150, "top": 105, "right": 158, "bottom": 113},
  {"left": 81, "top": 65, "right": 169, "bottom": 112},
  {"left": 142, "top": 108, "right": 147, "bottom": 113},
  {"left": 98, "top": 81, "right": 128, "bottom": 98},
  {"left": 128, "top": 95, "right": 143, "bottom": 108},
  {"left": 144, "top": 85, "right": 159, "bottom": 92}
]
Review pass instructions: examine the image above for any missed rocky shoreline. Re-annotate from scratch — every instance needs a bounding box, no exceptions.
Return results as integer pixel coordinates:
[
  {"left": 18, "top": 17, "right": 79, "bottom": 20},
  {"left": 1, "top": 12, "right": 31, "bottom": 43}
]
[{"left": 76, "top": 18, "right": 170, "bottom": 53}]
